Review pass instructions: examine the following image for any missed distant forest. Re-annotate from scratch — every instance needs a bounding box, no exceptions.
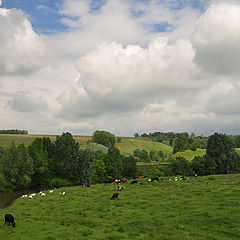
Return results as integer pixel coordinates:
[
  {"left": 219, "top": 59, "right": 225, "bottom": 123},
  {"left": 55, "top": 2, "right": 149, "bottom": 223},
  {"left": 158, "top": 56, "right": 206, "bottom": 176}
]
[
  {"left": 0, "top": 129, "right": 28, "bottom": 134},
  {"left": 135, "top": 131, "right": 240, "bottom": 149}
]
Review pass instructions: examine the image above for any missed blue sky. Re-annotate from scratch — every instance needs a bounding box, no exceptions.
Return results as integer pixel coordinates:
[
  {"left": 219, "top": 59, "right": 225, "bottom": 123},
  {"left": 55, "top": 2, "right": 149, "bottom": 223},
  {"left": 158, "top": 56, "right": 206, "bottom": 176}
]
[
  {"left": 1, "top": 0, "right": 208, "bottom": 34},
  {"left": 1, "top": 0, "right": 67, "bottom": 33}
]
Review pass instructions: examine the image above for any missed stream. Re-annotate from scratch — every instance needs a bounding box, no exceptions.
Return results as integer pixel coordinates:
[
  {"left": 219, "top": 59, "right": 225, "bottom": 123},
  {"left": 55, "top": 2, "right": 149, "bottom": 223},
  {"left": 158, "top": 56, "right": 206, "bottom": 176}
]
[{"left": 0, "top": 190, "right": 34, "bottom": 210}]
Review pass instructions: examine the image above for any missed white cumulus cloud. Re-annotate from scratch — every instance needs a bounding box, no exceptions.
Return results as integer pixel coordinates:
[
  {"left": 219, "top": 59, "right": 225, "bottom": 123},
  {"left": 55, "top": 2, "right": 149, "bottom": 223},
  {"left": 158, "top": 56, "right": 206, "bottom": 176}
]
[{"left": 0, "top": 7, "right": 45, "bottom": 75}]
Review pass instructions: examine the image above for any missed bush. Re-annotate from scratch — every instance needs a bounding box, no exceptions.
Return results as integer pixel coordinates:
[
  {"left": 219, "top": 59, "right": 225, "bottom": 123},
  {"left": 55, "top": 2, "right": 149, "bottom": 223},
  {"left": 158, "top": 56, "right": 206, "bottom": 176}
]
[
  {"left": 147, "top": 167, "right": 164, "bottom": 178},
  {"left": 0, "top": 174, "right": 14, "bottom": 192},
  {"left": 169, "top": 156, "right": 192, "bottom": 176},
  {"left": 49, "top": 177, "right": 73, "bottom": 188}
]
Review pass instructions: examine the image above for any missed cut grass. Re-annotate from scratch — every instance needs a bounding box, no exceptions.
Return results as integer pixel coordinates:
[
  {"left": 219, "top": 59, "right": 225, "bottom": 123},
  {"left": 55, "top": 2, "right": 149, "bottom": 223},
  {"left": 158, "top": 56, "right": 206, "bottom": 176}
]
[{"left": 1, "top": 174, "right": 240, "bottom": 239}]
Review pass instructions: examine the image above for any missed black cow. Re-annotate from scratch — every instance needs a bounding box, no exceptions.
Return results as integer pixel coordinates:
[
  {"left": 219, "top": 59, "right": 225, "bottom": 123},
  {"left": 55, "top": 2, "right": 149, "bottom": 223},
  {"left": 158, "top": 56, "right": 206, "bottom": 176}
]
[
  {"left": 131, "top": 180, "right": 138, "bottom": 184},
  {"left": 151, "top": 177, "right": 159, "bottom": 182},
  {"left": 111, "top": 193, "right": 119, "bottom": 200},
  {"left": 4, "top": 214, "right": 15, "bottom": 228}
]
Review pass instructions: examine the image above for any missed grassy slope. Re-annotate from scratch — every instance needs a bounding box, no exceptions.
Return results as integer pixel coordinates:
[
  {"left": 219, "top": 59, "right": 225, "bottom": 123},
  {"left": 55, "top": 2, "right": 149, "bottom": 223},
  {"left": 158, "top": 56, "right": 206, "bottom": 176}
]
[
  {"left": 115, "top": 137, "right": 173, "bottom": 156},
  {"left": 175, "top": 149, "right": 206, "bottom": 161},
  {"left": 0, "top": 135, "right": 172, "bottom": 155},
  {"left": 0, "top": 134, "right": 92, "bottom": 148},
  {"left": 1, "top": 174, "right": 240, "bottom": 240}
]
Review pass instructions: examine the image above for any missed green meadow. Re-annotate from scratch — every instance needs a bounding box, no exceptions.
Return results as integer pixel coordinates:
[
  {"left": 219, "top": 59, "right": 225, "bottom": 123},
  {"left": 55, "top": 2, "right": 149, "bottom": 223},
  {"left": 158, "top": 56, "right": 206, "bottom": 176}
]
[
  {"left": 115, "top": 137, "right": 173, "bottom": 156},
  {"left": 1, "top": 174, "right": 240, "bottom": 240},
  {"left": 174, "top": 149, "right": 206, "bottom": 161},
  {"left": 0, "top": 134, "right": 92, "bottom": 148},
  {"left": 0, "top": 134, "right": 172, "bottom": 155}
]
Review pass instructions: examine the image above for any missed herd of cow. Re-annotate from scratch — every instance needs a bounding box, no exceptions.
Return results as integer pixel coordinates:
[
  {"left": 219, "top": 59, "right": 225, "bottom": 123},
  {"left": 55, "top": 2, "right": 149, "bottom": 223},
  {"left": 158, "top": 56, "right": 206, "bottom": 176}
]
[
  {"left": 4, "top": 176, "right": 161, "bottom": 228},
  {"left": 110, "top": 176, "right": 160, "bottom": 200}
]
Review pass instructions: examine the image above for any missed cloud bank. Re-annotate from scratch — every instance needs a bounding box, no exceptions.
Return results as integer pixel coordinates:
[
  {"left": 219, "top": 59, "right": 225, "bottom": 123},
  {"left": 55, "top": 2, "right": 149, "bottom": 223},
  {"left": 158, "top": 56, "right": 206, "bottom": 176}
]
[{"left": 1, "top": 0, "right": 240, "bottom": 136}]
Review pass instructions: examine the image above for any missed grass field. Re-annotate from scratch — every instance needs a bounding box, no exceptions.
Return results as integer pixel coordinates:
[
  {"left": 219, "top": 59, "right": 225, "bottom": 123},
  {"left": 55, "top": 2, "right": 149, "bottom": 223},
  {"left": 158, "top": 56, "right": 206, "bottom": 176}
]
[
  {"left": 0, "top": 135, "right": 172, "bottom": 156},
  {"left": 174, "top": 149, "right": 206, "bottom": 161},
  {"left": 0, "top": 174, "right": 240, "bottom": 239},
  {"left": 0, "top": 134, "right": 92, "bottom": 148},
  {"left": 115, "top": 137, "right": 173, "bottom": 156}
]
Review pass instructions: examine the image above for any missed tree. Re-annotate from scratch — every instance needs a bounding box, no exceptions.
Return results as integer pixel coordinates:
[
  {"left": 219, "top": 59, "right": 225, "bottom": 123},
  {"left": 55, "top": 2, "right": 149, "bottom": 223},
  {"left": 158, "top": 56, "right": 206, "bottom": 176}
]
[
  {"left": 27, "top": 138, "right": 51, "bottom": 187},
  {"left": 122, "top": 155, "right": 137, "bottom": 178},
  {"left": 191, "top": 156, "right": 205, "bottom": 176},
  {"left": 206, "top": 133, "right": 238, "bottom": 174},
  {"left": 170, "top": 156, "right": 192, "bottom": 176},
  {"left": 149, "top": 150, "right": 159, "bottom": 161},
  {"left": 233, "top": 135, "right": 240, "bottom": 148},
  {"left": 77, "top": 148, "right": 95, "bottom": 183},
  {"left": 173, "top": 134, "right": 190, "bottom": 154},
  {"left": 92, "top": 130, "right": 115, "bottom": 148},
  {"left": 1, "top": 142, "right": 34, "bottom": 189},
  {"left": 134, "top": 133, "right": 140, "bottom": 138},
  {"left": 93, "top": 151, "right": 107, "bottom": 183},
  {"left": 54, "top": 132, "right": 80, "bottom": 179},
  {"left": 138, "top": 149, "right": 149, "bottom": 162},
  {"left": 104, "top": 147, "right": 123, "bottom": 179}
]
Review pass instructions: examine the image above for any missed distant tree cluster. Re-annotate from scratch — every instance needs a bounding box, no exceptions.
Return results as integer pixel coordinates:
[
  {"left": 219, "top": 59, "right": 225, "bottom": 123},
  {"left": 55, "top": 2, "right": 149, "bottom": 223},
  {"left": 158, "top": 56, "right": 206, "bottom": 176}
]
[
  {"left": 133, "top": 149, "right": 165, "bottom": 162},
  {"left": 135, "top": 131, "right": 208, "bottom": 149},
  {"left": 92, "top": 130, "right": 115, "bottom": 148},
  {"left": 0, "top": 129, "right": 28, "bottom": 134},
  {"left": 169, "top": 133, "right": 240, "bottom": 176},
  {"left": 0, "top": 132, "right": 137, "bottom": 191}
]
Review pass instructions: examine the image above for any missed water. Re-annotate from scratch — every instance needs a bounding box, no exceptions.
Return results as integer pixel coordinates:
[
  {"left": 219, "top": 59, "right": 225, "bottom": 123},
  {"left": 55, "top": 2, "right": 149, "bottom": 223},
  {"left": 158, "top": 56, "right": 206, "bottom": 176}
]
[{"left": 0, "top": 190, "right": 33, "bottom": 210}]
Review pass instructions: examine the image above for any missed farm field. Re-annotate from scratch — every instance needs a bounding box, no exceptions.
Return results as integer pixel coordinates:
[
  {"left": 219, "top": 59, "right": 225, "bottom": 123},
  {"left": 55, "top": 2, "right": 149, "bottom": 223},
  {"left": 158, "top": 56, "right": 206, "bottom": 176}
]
[
  {"left": 0, "top": 134, "right": 92, "bottom": 147},
  {"left": 1, "top": 174, "right": 240, "bottom": 240}
]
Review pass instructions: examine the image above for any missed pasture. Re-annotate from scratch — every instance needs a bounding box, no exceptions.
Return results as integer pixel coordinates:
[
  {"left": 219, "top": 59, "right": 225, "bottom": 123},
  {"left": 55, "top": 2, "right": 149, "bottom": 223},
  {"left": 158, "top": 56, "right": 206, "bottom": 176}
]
[
  {"left": 174, "top": 149, "right": 206, "bottom": 161},
  {"left": 0, "top": 134, "right": 172, "bottom": 156},
  {"left": 1, "top": 174, "right": 240, "bottom": 240},
  {"left": 0, "top": 134, "right": 92, "bottom": 148},
  {"left": 115, "top": 137, "right": 173, "bottom": 156}
]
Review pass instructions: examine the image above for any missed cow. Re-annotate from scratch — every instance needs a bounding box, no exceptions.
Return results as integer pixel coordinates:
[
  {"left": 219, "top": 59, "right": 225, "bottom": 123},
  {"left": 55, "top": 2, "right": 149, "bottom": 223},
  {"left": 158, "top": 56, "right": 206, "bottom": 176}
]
[
  {"left": 82, "top": 182, "right": 90, "bottom": 187},
  {"left": 4, "top": 214, "right": 15, "bottom": 228},
  {"left": 121, "top": 178, "right": 128, "bottom": 183},
  {"left": 111, "top": 192, "right": 119, "bottom": 200},
  {"left": 138, "top": 176, "right": 144, "bottom": 179},
  {"left": 114, "top": 179, "right": 121, "bottom": 185},
  {"left": 151, "top": 177, "right": 159, "bottom": 182},
  {"left": 118, "top": 185, "right": 124, "bottom": 191},
  {"left": 131, "top": 180, "right": 138, "bottom": 184}
]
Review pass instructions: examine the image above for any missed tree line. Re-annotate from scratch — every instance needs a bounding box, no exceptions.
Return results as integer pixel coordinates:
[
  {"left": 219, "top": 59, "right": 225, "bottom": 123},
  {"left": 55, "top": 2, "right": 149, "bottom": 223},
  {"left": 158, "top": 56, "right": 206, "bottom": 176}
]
[
  {"left": 169, "top": 133, "right": 240, "bottom": 176},
  {"left": 0, "top": 132, "right": 137, "bottom": 192},
  {"left": 0, "top": 129, "right": 28, "bottom": 134}
]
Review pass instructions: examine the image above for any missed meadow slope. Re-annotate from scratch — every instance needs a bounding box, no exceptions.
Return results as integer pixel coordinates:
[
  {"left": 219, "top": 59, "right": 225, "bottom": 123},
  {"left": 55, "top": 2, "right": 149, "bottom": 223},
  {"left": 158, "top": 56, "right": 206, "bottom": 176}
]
[{"left": 1, "top": 174, "right": 240, "bottom": 240}]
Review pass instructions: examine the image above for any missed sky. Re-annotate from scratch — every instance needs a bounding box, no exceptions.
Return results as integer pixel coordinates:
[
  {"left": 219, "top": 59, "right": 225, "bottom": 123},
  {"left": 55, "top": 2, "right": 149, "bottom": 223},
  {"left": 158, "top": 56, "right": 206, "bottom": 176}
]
[{"left": 0, "top": 0, "right": 240, "bottom": 137}]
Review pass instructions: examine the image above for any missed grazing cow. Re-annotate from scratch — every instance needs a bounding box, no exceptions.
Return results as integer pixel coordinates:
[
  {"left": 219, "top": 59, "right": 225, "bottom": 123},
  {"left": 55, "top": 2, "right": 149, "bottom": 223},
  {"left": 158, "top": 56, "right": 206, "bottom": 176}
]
[
  {"left": 111, "top": 192, "right": 119, "bottom": 200},
  {"left": 114, "top": 179, "right": 121, "bottom": 185},
  {"left": 138, "top": 176, "right": 144, "bottom": 179},
  {"left": 151, "top": 177, "right": 159, "bottom": 182},
  {"left": 121, "top": 178, "right": 128, "bottom": 183},
  {"left": 118, "top": 185, "right": 124, "bottom": 191},
  {"left": 131, "top": 180, "right": 138, "bottom": 184},
  {"left": 82, "top": 182, "right": 90, "bottom": 187},
  {"left": 4, "top": 214, "right": 15, "bottom": 228},
  {"left": 180, "top": 176, "right": 187, "bottom": 180}
]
